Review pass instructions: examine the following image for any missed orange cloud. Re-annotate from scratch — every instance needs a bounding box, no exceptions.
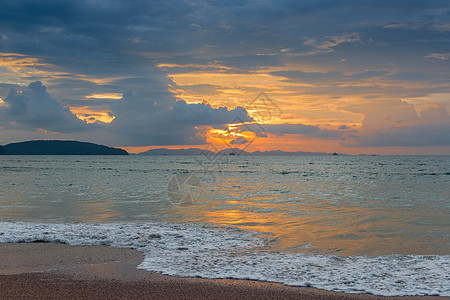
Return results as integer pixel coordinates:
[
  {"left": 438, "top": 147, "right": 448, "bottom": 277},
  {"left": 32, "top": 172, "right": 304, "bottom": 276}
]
[
  {"left": 85, "top": 93, "right": 123, "bottom": 100},
  {"left": 70, "top": 106, "right": 115, "bottom": 124},
  {"left": 0, "top": 52, "right": 128, "bottom": 87},
  {"left": 0, "top": 52, "right": 65, "bottom": 84},
  {"left": 163, "top": 65, "right": 376, "bottom": 130},
  {"left": 206, "top": 126, "right": 258, "bottom": 145}
]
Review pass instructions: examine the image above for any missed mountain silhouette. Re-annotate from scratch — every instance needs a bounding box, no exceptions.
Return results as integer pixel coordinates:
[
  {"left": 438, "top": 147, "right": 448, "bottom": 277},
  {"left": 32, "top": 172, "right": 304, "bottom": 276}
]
[{"left": 138, "top": 147, "right": 339, "bottom": 156}]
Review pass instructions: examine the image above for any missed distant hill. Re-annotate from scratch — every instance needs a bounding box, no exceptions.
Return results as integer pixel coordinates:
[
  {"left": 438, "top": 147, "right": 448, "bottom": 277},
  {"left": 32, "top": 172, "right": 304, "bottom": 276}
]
[
  {"left": 0, "top": 140, "right": 128, "bottom": 155},
  {"left": 138, "top": 147, "right": 339, "bottom": 156},
  {"left": 248, "top": 150, "right": 335, "bottom": 156},
  {"left": 139, "top": 148, "right": 207, "bottom": 155}
]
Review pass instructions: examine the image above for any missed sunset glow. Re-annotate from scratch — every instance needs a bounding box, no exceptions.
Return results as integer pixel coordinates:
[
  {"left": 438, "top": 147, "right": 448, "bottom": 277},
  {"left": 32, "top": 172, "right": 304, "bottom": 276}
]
[
  {"left": 70, "top": 107, "right": 115, "bottom": 124},
  {"left": 85, "top": 93, "right": 123, "bottom": 100},
  {"left": 0, "top": 1, "right": 448, "bottom": 154},
  {"left": 1, "top": 3, "right": 450, "bottom": 298}
]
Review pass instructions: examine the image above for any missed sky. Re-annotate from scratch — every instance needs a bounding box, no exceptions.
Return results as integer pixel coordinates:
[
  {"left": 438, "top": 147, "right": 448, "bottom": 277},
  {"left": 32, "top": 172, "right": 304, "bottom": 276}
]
[{"left": 0, "top": 0, "right": 449, "bottom": 154}]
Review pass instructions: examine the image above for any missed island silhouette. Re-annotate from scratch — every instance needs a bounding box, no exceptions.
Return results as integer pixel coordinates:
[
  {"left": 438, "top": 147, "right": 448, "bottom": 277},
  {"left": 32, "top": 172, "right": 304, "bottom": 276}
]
[{"left": 0, "top": 140, "right": 128, "bottom": 155}]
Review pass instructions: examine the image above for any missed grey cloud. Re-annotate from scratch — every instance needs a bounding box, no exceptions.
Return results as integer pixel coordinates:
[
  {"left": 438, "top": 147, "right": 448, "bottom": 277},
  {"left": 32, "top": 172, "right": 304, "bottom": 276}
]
[
  {"left": 0, "top": 83, "right": 21, "bottom": 100},
  {"left": 344, "top": 100, "right": 450, "bottom": 147},
  {"left": 234, "top": 123, "right": 342, "bottom": 139},
  {"left": 47, "top": 78, "right": 123, "bottom": 106},
  {"left": 229, "top": 136, "right": 250, "bottom": 145},
  {"left": 1, "top": 80, "right": 254, "bottom": 146},
  {"left": 387, "top": 72, "right": 431, "bottom": 82},
  {"left": 0, "top": 81, "right": 92, "bottom": 133},
  {"left": 1, "top": 0, "right": 450, "bottom": 148},
  {"left": 108, "top": 87, "right": 253, "bottom": 146},
  {"left": 271, "top": 70, "right": 390, "bottom": 84},
  {"left": 424, "top": 53, "right": 450, "bottom": 61},
  {"left": 179, "top": 84, "right": 222, "bottom": 96},
  {"left": 3, "top": 0, "right": 448, "bottom": 73},
  {"left": 215, "top": 54, "right": 283, "bottom": 70},
  {"left": 261, "top": 123, "right": 319, "bottom": 135},
  {"left": 346, "top": 124, "right": 450, "bottom": 147},
  {"left": 309, "top": 129, "right": 342, "bottom": 138},
  {"left": 160, "top": 54, "right": 283, "bottom": 74},
  {"left": 342, "top": 99, "right": 419, "bottom": 129},
  {"left": 420, "top": 103, "right": 450, "bottom": 124},
  {"left": 1, "top": 0, "right": 448, "bottom": 94},
  {"left": 271, "top": 70, "right": 343, "bottom": 83}
]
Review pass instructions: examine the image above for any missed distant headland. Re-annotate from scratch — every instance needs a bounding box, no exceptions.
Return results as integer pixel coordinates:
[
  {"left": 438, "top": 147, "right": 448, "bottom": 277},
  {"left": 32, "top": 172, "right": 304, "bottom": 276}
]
[
  {"left": 0, "top": 140, "right": 128, "bottom": 155},
  {"left": 137, "top": 147, "right": 343, "bottom": 156}
]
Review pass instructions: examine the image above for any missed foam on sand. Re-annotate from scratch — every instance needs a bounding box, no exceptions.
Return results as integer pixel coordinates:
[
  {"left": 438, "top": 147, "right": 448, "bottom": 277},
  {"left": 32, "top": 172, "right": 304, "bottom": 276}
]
[{"left": 0, "top": 221, "right": 448, "bottom": 296}]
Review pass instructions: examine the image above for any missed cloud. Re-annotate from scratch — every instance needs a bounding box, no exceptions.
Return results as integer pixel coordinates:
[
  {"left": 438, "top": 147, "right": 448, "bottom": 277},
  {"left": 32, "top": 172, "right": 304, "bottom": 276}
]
[
  {"left": 178, "top": 84, "right": 222, "bottom": 96},
  {"left": 234, "top": 123, "right": 342, "bottom": 139},
  {"left": 0, "top": 81, "right": 91, "bottom": 132},
  {"left": 343, "top": 101, "right": 450, "bottom": 147},
  {"left": 270, "top": 70, "right": 389, "bottom": 84},
  {"left": 109, "top": 100, "right": 252, "bottom": 146},
  {"left": 213, "top": 54, "right": 283, "bottom": 70},
  {"left": 106, "top": 80, "right": 253, "bottom": 146},
  {"left": 347, "top": 124, "right": 450, "bottom": 147},
  {"left": 260, "top": 123, "right": 318, "bottom": 136},
  {"left": 343, "top": 99, "right": 419, "bottom": 129},
  {"left": 0, "top": 80, "right": 253, "bottom": 146},
  {"left": 420, "top": 102, "right": 450, "bottom": 124},
  {"left": 294, "top": 33, "right": 361, "bottom": 56},
  {"left": 424, "top": 53, "right": 450, "bottom": 61},
  {"left": 1, "top": 0, "right": 450, "bottom": 152}
]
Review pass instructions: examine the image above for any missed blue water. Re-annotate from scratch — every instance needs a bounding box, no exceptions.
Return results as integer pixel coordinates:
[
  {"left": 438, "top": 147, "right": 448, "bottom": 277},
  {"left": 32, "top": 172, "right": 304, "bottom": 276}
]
[{"left": 0, "top": 155, "right": 449, "bottom": 296}]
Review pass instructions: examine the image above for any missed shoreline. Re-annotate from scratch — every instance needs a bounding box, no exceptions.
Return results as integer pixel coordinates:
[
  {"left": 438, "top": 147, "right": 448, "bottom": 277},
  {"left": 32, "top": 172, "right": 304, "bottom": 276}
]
[{"left": 0, "top": 243, "right": 445, "bottom": 300}]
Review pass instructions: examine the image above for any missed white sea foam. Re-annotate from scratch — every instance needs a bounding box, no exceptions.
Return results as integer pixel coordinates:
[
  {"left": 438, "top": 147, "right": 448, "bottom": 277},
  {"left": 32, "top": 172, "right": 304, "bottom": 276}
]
[{"left": 0, "top": 221, "right": 448, "bottom": 296}]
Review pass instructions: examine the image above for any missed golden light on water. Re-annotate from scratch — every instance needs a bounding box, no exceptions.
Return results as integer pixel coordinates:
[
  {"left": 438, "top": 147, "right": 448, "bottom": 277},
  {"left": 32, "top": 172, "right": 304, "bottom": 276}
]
[
  {"left": 75, "top": 199, "right": 120, "bottom": 222},
  {"left": 165, "top": 189, "right": 441, "bottom": 256}
]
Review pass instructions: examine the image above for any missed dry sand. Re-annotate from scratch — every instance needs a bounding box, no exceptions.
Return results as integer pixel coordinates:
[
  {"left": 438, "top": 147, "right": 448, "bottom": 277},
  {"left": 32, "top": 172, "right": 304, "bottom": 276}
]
[{"left": 0, "top": 243, "right": 445, "bottom": 300}]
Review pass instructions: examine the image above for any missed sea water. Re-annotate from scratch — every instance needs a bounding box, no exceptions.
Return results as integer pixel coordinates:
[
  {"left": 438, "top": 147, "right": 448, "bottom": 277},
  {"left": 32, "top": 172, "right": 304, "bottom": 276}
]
[{"left": 0, "top": 155, "right": 449, "bottom": 296}]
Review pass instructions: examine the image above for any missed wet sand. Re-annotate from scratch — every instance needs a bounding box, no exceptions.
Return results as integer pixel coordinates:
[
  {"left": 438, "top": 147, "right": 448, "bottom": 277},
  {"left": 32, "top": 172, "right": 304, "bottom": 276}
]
[{"left": 0, "top": 243, "right": 445, "bottom": 299}]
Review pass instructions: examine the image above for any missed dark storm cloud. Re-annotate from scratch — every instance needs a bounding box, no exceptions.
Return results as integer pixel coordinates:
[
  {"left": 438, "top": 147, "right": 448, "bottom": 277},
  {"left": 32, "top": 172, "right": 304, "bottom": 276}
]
[
  {"left": 0, "top": 81, "right": 92, "bottom": 132},
  {"left": 47, "top": 78, "right": 122, "bottom": 107},
  {"left": 0, "top": 80, "right": 253, "bottom": 145},
  {"left": 2, "top": 0, "right": 448, "bottom": 71},
  {"left": 109, "top": 90, "right": 252, "bottom": 146},
  {"left": 1, "top": 0, "right": 449, "bottom": 147},
  {"left": 0, "top": 0, "right": 198, "bottom": 79}
]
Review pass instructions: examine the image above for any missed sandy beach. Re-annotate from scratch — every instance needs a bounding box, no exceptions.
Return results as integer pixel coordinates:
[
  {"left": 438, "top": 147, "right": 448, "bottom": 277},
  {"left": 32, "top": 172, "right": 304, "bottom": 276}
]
[{"left": 0, "top": 243, "right": 445, "bottom": 300}]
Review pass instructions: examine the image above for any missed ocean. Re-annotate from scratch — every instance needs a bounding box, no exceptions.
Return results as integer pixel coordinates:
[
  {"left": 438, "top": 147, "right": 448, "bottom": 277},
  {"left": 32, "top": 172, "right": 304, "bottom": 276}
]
[{"left": 0, "top": 155, "right": 449, "bottom": 296}]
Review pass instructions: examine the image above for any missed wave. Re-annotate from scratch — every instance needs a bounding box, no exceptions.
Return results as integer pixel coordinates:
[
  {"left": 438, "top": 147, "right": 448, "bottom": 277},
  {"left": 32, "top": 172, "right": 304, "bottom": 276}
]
[{"left": 0, "top": 221, "right": 448, "bottom": 296}]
